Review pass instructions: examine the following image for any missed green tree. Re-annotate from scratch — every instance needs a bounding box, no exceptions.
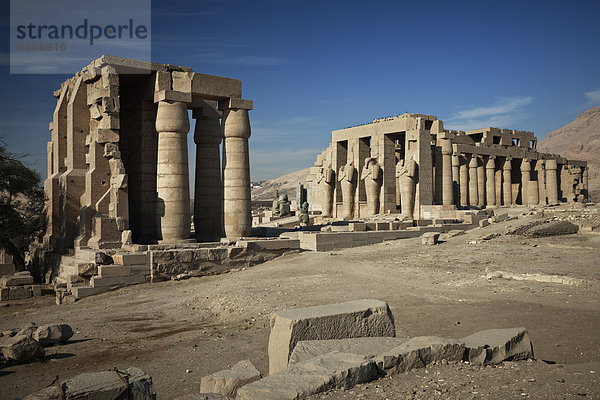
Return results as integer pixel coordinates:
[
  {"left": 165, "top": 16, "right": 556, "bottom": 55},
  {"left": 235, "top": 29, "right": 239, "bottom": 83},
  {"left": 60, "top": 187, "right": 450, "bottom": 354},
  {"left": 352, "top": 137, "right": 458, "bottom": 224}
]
[{"left": 0, "top": 141, "right": 45, "bottom": 271}]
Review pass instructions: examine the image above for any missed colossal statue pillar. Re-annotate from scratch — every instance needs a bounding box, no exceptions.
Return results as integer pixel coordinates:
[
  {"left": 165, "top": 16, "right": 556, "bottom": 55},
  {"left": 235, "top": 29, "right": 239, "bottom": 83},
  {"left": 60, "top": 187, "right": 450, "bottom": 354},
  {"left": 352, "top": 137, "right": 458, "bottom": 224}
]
[
  {"left": 316, "top": 164, "right": 335, "bottom": 217},
  {"left": 502, "top": 158, "right": 512, "bottom": 205},
  {"left": 468, "top": 154, "right": 479, "bottom": 207},
  {"left": 545, "top": 159, "right": 559, "bottom": 205},
  {"left": 193, "top": 108, "right": 222, "bottom": 242},
  {"left": 338, "top": 162, "right": 356, "bottom": 219},
  {"left": 441, "top": 139, "right": 453, "bottom": 205},
  {"left": 397, "top": 158, "right": 417, "bottom": 219},
  {"left": 155, "top": 101, "right": 191, "bottom": 242},
  {"left": 485, "top": 156, "right": 496, "bottom": 206},
  {"left": 222, "top": 106, "right": 252, "bottom": 238},
  {"left": 459, "top": 155, "right": 468, "bottom": 207},
  {"left": 520, "top": 158, "right": 531, "bottom": 205},
  {"left": 361, "top": 157, "right": 382, "bottom": 216}
]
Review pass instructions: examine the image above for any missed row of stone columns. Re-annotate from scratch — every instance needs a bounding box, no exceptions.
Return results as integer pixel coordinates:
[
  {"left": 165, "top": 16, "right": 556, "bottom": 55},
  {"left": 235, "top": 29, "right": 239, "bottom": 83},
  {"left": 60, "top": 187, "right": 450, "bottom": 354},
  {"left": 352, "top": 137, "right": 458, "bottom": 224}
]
[
  {"left": 446, "top": 154, "right": 562, "bottom": 208},
  {"left": 154, "top": 100, "right": 252, "bottom": 243}
]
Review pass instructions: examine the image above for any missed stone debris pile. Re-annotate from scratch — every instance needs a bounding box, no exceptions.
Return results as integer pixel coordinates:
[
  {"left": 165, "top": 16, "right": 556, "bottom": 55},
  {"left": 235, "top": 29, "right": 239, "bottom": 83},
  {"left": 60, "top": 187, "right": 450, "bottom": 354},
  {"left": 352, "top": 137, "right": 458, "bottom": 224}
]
[
  {"left": 0, "top": 322, "right": 74, "bottom": 365},
  {"left": 180, "top": 299, "right": 534, "bottom": 399}
]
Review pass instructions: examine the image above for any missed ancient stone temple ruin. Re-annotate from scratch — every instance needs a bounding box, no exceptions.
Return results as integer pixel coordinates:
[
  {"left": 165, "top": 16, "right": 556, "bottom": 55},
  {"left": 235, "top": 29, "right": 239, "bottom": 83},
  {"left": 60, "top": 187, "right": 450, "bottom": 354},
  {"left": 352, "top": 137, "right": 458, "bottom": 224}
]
[
  {"left": 307, "top": 113, "right": 588, "bottom": 219},
  {"left": 44, "top": 55, "right": 253, "bottom": 253}
]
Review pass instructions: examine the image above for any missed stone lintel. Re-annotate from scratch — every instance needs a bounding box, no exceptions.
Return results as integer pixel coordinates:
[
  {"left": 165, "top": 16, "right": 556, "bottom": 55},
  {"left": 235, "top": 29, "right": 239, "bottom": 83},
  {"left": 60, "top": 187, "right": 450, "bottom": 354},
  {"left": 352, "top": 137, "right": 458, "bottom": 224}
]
[
  {"left": 227, "top": 98, "right": 253, "bottom": 110},
  {"left": 153, "top": 89, "right": 192, "bottom": 104}
]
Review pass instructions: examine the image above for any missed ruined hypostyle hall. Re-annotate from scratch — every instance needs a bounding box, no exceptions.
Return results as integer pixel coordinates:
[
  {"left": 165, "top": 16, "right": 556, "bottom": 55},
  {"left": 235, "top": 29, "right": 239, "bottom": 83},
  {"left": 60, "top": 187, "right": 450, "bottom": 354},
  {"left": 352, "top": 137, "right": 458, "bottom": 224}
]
[
  {"left": 41, "top": 56, "right": 588, "bottom": 300},
  {"left": 307, "top": 113, "right": 589, "bottom": 220},
  {"left": 44, "top": 55, "right": 253, "bottom": 253}
]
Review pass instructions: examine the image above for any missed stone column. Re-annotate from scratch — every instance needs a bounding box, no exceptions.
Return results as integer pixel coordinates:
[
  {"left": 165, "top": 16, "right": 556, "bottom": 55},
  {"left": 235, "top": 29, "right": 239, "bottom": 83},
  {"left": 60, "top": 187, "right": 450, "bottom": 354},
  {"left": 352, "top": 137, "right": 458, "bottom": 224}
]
[
  {"left": 520, "top": 158, "right": 531, "bottom": 205},
  {"left": 468, "top": 154, "right": 478, "bottom": 207},
  {"left": 583, "top": 167, "right": 589, "bottom": 199},
  {"left": 155, "top": 101, "right": 191, "bottom": 242},
  {"left": 485, "top": 156, "right": 496, "bottom": 206},
  {"left": 452, "top": 153, "right": 460, "bottom": 205},
  {"left": 459, "top": 155, "right": 468, "bottom": 207},
  {"left": 477, "top": 156, "right": 485, "bottom": 207},
  {"left": 535, "top": 160, "right": 546, "bottom": 205},
  {"left": 527, "top": 180, "right": 539, "bottom": 205},
  {"left": 503, "top": 158, "right": 512, "bottom": 205},
  {"left": 441, "top": 139, "right": 453, "bottom": 205},
  {"left": 193, "top": 107, "right": 223, "bottom": 242},
  {"left": 222, "top": 102, "right": 252, "bottom": 238},
  {"left": 545, "top": 159, "right": 559, "bottom": 205}
]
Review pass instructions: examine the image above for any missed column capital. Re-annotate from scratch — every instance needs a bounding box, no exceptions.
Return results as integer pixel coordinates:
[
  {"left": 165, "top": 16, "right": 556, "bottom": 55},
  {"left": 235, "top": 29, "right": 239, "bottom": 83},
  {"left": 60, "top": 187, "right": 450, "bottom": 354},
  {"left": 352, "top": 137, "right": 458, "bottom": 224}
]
[
  {"left": 222, "top": 108, "right": 251, "bottom": 139},
  {"left": 545, "top": 159, "right": 558, "bottom": 169},
  {"left": 156, "top": 101, "right": 190, "bottom": 134}
]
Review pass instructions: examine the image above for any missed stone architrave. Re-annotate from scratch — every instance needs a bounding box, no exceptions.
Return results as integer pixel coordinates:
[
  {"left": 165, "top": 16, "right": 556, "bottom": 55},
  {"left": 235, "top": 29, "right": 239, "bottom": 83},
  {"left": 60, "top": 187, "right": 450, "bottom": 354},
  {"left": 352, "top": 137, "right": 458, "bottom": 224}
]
[
  {"left": 155, "top": 100, "right": 191, "bottom": 242},
  {"left": 396, "top": 158, "right": 418, "bottom": 219},
  {"left": 222, "top": 104, "right": 252, "bottom": 238},
  {"left": 338, "top": 162, "right": 356, "bottom": 219},
  {"left": 361, "top": 158, "right": 382, "bottom": 216},
  {"left": 315, "top": 164, "right": 335, "bottom": 217}
]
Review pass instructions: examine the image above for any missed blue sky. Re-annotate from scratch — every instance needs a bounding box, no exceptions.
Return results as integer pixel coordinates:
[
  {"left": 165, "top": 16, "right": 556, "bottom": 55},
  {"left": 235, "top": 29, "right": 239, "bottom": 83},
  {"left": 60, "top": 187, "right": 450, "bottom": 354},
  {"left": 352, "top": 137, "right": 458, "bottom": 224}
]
[{"left": 1, "top": 0, "right": 600, "bottom": 182}]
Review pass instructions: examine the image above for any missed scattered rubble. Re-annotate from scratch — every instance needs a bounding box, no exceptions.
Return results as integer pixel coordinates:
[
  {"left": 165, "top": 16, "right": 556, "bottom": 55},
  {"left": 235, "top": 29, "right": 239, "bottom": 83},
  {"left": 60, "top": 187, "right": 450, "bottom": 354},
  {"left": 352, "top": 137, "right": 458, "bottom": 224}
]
[{"left": 461, "top": 327, "right": 533, "bottom": 365}]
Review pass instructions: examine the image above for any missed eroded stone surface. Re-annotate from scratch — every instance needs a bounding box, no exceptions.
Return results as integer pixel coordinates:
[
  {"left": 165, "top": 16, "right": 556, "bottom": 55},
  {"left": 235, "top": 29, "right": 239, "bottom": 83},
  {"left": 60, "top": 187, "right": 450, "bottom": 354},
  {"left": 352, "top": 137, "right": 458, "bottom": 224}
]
[
  {"left": 461, "top": 327, "right": 533, "bottom": 365},
  {"left": 289, "top": 337, "right": 407, "bottom": 366},
  {"left": 0, "top": 334, "right": 45, "bottom": 363},
  {"left": 268, "top": 299, "right": 396, "bottom": 374},
  {"left": 237, "top": 352, "right": 378, "bottom": 400}
]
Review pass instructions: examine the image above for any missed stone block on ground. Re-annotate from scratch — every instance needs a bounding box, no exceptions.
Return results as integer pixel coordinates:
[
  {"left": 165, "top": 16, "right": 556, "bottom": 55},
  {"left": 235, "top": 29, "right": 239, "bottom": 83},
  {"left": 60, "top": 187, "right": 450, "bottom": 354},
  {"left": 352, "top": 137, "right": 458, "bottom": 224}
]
[
  {"left": 8, "top": 285, "right": 33, "bottom": 300},
  {"left": 236, "top": 352, "right": 378, "bottom": 400},
  {"left": 268, "top": 299, "right": 396, "bottom": 374},
  {"left": 34, "top": 324, "right": 74, "bottom": 346},
  {"left": 0, "top": 334, "right": 45, "bottom": 363},
  {"left": 90, "top": 274, "right": 145, "bottom": 287},
  {"left": 199, "top": 360, "right": 261, "bottom": 397},
  {"left": 491, "top": 213, "right": 509, "bottom": 223},
  {"left": 523, "top": 221, "right": 579, "bottom": 238},
  {"left": 289, "top": 337, "right": 408, "bottom": 366},
  {"left": 112, "top": 253, "right": 148, "bottom": 265},
  {"left": 17, "top": 322, "right": 38, "bottom": 337},
  {"left": 22, "top": 367, "right": 156, "bottom": 400},
  {"left": 1, "top": 272, "right": 34, "bottom": 286},
  {"left": 375, "top": 336, "right": 465, "bottom": 375},
  {"left": 421, "top": 232, "right": 440, "bottom": 245},
  {"left": 479, "top": 219, "right": 490, "bottom": 227},
  {"left": 461, "top": 327, "right": 533, "bottom": 365}
]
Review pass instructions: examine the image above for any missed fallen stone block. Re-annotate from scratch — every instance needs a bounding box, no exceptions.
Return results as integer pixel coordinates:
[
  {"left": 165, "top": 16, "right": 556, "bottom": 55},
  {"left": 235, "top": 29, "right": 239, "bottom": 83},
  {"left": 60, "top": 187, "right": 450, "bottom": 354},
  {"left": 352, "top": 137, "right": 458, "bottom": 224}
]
[
  {"left": 491, "top": 213, "right": 509, "bottom": 223},
  {"left": 479, "top": 219, "right": 490, "bottom": 227},
  {"left": 34, "top": 324, "right": 74, "bottom": 346},
  {"left": 461, "top": 327, "right": 533, "bottom": 365},
  {"left": 0, "top": 334, "right": 45, "bottom": 363},
  {"left": 17, "top": 322, "right": 38, "bottom": 337},
  {"left": 199, "top": 360, "right": 261, "bottom": 397},
  {"left": 90, "top": 274, "right": 145, "bottom": 287},
  {"left": 237, "top": 352, "right": 378, "bottom": 400},
  {"left": 1, "top": 272, "right": 34, "bottom": 286},
  {"left": 421, "top": 232, "right": 440, "bottom": 245},
  {"left": 113, "top": 253, "right": 148, "bottom": 266},
  {"left": 289, "top": 337, "right": 407, "bottom": 366},
  {"left": 375, "top": 336, "right": 465, "bottom": 375},
  {"left": 268, "top": 299, "right": 396, "bottom": 374},
  {"left": 22, "top": 367, "right": 156, "bottom": 399}
]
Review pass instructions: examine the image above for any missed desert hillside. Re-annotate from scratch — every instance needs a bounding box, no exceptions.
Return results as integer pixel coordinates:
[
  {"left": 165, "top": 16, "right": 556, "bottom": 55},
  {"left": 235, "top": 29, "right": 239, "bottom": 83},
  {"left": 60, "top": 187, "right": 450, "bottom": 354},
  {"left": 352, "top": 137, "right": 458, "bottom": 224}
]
[
  {"left": 251, "top": 167, "right": 311, "bottom": 201},
  {"left": 538, "top": 106, "right": 600, "bottom": 195}
]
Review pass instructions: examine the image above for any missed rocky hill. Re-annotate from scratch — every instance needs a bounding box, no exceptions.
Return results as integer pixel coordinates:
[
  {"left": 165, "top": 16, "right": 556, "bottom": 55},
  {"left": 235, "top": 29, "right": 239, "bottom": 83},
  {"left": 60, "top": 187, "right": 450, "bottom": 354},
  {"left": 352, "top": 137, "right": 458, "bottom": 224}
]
[
  {"left": 538, "top": 106, "right": 600, "bottom": 197},
  {"left": 251, "top": 167, "right": 311, "bottom": 201}
]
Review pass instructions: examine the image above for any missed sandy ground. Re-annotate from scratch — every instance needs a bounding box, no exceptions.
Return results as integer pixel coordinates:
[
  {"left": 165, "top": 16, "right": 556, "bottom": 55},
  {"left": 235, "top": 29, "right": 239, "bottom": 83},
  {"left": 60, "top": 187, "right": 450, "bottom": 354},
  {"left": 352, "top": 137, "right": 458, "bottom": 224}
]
[{"left": 1, "top": 205, "right": 599, "bottom": 399}]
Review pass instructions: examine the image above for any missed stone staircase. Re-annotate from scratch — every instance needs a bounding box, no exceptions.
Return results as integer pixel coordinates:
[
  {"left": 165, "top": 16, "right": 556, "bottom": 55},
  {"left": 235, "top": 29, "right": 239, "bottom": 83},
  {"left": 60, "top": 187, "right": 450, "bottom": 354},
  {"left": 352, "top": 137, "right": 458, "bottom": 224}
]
[{"left": 56, "top": 248, "right": 150, "bottom": 303}]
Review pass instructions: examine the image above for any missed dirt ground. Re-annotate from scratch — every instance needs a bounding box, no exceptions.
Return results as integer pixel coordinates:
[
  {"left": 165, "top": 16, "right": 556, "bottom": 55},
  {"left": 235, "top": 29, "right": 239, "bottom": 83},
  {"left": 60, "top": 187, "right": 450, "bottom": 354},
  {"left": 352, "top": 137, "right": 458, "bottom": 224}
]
[{"left": 1, "top": 204, "right": 599, "bottom": 399}]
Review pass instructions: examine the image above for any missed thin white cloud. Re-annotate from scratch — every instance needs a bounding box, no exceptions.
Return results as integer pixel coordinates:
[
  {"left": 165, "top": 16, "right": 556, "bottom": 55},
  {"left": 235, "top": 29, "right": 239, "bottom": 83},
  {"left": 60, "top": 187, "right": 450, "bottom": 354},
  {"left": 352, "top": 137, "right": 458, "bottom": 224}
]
[
  {"left": 445, "top": 96, "right": 532, "bottom": 131},
  {"left": 584, "top": 89, "right": 600, "bottom": 105}
]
